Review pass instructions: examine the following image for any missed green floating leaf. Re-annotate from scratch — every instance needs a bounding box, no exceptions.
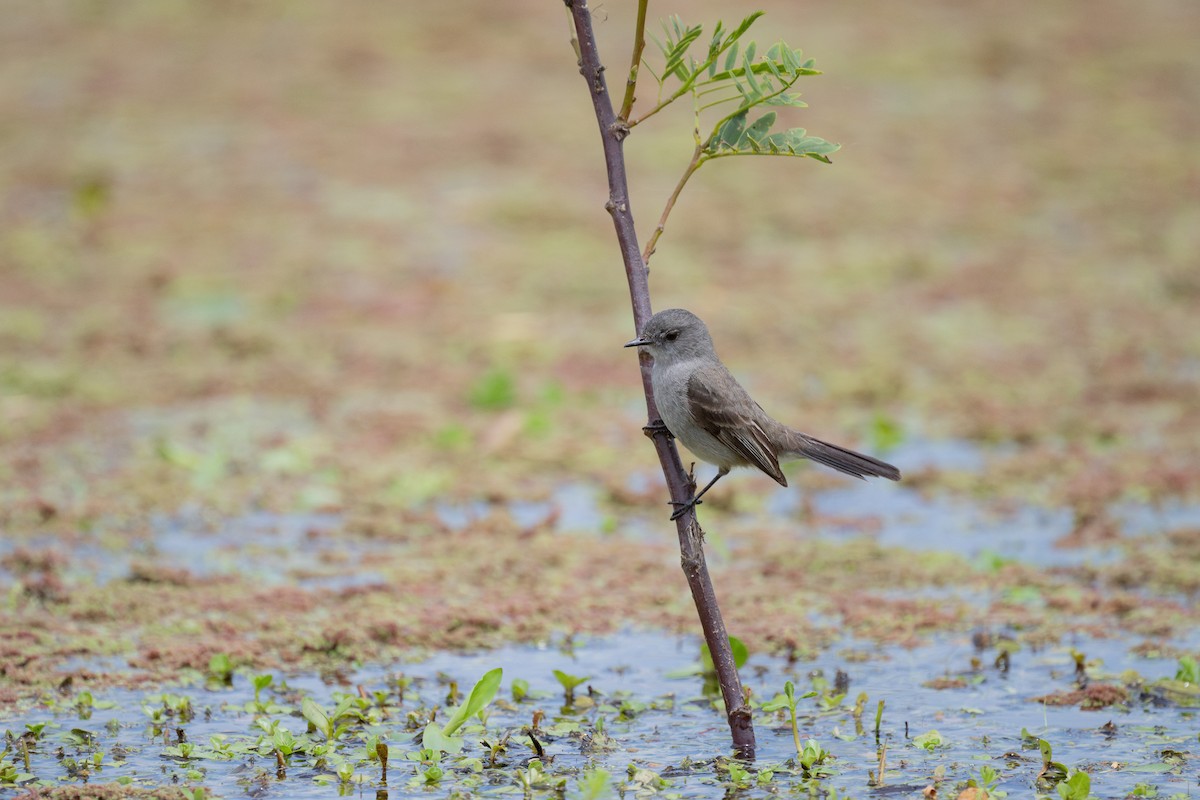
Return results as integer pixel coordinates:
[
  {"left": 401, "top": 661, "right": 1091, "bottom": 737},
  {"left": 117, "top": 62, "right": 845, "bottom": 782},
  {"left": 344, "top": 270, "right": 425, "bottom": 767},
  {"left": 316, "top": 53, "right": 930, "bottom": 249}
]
[
  {"left": 731, "top": 636, "right": 750, "bottom": 667},
  {"left": 668, "top": 635, "right": 750, "bottom": 678},
  {"left": 912, "top": 729, "right": 946, "bottom": 750},
  {"left": 663, "top": 664, "right": 703, "bottom": 679},
  {"left": 701, "top": 635, "right": 750, "bottom": 670},
  {"left": 1126, "top": 762, "right": 1177, "bottom": 774},
  {"left": 422, "top": 722, "right": 464, "bottom": 755}
]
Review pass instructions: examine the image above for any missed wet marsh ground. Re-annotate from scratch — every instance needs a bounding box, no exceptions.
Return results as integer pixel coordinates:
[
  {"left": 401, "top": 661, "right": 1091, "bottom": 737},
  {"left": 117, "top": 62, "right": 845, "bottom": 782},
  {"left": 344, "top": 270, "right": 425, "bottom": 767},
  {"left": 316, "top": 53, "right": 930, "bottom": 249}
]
[{"left": 2, "top": 0, "right": 1199, "bottom": 797}]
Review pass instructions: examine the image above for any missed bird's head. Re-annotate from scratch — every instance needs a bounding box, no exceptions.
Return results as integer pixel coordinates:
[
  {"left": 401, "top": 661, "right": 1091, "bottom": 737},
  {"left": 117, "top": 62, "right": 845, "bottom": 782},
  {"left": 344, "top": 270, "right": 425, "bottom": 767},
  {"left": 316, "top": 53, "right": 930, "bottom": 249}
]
[{"left": 624, "top": 308, "right": 715, "bottom": 363}]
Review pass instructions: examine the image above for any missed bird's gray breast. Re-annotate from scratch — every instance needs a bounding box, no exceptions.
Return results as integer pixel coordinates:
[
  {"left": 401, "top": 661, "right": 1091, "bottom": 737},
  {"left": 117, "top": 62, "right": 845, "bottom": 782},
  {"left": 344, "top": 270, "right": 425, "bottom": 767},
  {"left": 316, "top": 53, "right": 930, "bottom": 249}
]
[
  {"left": 651, "top": 358, "right": 732, "bottom": 467},
  {"left": 651, "top": 360, "right": 692, "bottom": 434}
]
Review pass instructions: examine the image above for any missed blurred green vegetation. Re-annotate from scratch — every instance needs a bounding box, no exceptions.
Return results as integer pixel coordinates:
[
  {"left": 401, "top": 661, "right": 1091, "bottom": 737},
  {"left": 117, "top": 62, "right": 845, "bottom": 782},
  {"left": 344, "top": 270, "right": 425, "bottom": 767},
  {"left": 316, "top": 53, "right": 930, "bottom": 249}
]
[
  {"left": 0, "top": 0, "right": 1194, "bottom": 523},
  {"left": 0, "top": 0, "right": 1197, "bottom": 701}
]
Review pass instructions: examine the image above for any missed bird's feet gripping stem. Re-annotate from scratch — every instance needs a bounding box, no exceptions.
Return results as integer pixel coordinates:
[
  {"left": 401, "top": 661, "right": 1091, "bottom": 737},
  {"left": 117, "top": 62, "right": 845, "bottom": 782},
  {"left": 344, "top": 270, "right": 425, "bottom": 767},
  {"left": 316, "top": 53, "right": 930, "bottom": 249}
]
[
  {"left": 667, "top": 466, "right": 729, "bottom": 522},
  {"left": 642, "top": 419, "right": 673, "bottom": 440},
  {"left": 667, "top": 461, "right": 702, "bottom": 521},
  {"left": 668, "top": 496, "right": 703, "bottom": 521}
]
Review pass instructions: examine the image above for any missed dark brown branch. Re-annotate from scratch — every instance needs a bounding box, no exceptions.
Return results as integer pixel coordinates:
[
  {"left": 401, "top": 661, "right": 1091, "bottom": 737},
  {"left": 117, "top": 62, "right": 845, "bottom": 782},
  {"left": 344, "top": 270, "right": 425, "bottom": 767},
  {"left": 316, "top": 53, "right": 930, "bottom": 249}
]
[{"left": 564, "top": 0, "right": 756, "bottom": 760}]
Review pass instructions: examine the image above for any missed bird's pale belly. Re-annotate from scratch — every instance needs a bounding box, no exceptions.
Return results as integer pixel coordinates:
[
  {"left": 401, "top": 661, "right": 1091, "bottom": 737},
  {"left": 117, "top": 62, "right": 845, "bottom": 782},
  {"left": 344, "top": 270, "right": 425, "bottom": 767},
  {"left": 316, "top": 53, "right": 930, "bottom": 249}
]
[{"left": 675, "top": 426, "right": 739, "bottom": 469}]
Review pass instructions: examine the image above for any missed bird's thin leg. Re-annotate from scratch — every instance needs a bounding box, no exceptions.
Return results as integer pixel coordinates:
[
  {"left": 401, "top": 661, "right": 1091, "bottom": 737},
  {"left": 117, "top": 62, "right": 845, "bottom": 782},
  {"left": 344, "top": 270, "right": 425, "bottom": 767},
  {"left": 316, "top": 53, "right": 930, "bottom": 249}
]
[{"left": 669, "top": 468, "right": 728, "bottom": 521}]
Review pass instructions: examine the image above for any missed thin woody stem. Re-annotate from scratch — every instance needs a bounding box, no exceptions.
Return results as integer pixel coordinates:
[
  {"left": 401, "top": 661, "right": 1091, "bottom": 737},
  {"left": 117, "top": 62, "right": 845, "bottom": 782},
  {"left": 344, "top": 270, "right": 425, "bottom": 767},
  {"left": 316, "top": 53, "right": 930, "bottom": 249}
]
[
  {"left": 628, "top": 27, "right": 749, "bottom": 129},
  {"left": 617, "top": 0, "right": 648, "bottom": 122},
  {"left": 641, "top": 73, "right": 808, "bottom": 266},
  {"left": 643, "top": 148, "right": 704, "bottom": 265},
  {"left": 564, "top": 0, "right": 756, "bottom": 760},
  {"left": 628, "top": 94, "right": 676, "bottom": 130}
]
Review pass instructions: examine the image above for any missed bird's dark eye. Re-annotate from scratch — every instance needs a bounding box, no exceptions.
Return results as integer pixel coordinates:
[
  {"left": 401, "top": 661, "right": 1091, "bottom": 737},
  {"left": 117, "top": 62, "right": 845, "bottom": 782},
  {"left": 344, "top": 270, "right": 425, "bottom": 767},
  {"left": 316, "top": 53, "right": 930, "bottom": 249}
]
[{"left": 664, "top": 330, "right": 680, "bottom": 342}]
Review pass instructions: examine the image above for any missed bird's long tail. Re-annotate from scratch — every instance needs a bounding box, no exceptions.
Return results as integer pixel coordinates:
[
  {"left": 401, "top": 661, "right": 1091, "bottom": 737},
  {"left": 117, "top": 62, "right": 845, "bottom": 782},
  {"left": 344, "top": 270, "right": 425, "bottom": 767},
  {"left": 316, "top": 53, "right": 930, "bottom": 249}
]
[{"left": 784, "top": 431, "right": 901, "bottom": 481}]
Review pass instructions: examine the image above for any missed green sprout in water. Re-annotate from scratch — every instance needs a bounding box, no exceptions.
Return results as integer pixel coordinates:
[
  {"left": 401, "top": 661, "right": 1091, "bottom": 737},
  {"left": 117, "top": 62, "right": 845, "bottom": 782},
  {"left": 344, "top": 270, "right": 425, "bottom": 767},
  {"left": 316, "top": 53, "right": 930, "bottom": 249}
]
[
  {"left": 516, "top": 758, "right": 565, "bottom": 794},
  {"left": 761, "top": 680, "right": 817, "bottom": 759},
  {"left": 480, "top": 732, "right": 511, "bottom": 769},
  {"left": 963, "top": 764, "right": 1007, "bottom": 799},
  {"left": 573, "top": 767, "right": 612, "bottom": 800},
  {"left": 207, "top": 653, "right": 234, "bottom": 687},
  {"left": 72, "top": 690, "right": 117, "bottom": 720},
  {"left": 0, "top": 756, "right": 35, "bottom": 788},
  {"left": 665, "top": 635, "right": 749, "bottom": 698},
  {"left": 301, "top": 695, "right": 359, "bottom": 743},
  {"left": 420, "top": 754, "right": 444, "bottom": 785},
  {"left": 552, "top": 669, "right": 591, "bottom": 704},
  {"left": 421, "top": 666, "right": 504, "bottom": 757},
  {"left": 912, "top": 729, "right": 946, "bottom": 752},
  {"left": 807, "top": 672, "right": 846, "bottom": 714},
  {"left": 797, "top": 739, "right": 833, "bottom": 779},
  {"left": 722, "top": 760, "right": 755, "bottom": 789},
  {"left": 247, "top": 674, "right": 278, "bottom": 714},
  {"left": 1034, "top": 736, "right": 1070, "bottom": 789},
  {"left": 1057, "top": 769, "right": 1092, "bottom": 800}
]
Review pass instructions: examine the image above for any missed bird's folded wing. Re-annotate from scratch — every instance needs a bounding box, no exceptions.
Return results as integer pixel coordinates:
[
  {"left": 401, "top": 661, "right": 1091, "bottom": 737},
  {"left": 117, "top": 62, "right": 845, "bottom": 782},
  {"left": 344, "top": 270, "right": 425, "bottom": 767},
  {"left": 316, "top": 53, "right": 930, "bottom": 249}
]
[{"left": 687, "top": 366, "right": 786, "bottom": 485}]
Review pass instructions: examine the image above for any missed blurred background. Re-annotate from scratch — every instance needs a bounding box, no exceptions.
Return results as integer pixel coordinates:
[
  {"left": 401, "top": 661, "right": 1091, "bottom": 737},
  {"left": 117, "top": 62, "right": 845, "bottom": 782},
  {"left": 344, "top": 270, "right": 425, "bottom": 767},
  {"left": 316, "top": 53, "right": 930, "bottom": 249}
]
[{"left": 1, "top": 0, "right": 1198, "bottom": 681}]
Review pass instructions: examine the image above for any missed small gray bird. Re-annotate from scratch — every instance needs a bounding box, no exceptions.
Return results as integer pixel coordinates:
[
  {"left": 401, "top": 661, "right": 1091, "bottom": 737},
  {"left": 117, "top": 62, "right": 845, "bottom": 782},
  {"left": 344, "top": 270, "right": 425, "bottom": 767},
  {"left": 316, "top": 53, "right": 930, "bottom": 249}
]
[{"left": 625, "top": 308, "right": 900, "bottom": 519}]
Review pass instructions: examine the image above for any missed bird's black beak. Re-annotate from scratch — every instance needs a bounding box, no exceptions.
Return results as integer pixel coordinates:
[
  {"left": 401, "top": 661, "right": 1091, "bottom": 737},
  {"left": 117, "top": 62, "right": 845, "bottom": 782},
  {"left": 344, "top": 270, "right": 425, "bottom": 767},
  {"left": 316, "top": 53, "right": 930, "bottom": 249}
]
[{"left": 624, "top": 336, "right": 650, "bottom": 348}]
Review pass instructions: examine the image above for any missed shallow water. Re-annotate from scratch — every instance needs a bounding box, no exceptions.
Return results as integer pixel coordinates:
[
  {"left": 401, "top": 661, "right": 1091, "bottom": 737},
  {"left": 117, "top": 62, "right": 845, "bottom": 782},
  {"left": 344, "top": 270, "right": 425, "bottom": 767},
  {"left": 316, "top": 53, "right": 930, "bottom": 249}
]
[
  {"left": 5, "top": 436, "right": 1199, "bottom": 797},
  {"left": 435, "top": 435, "right": 1200, "bottom": 571},
  {"left": 0, "top": 510, "right": 378, "bottom": 590},
  {"left": 807, "top": 484, "right": 1085, "bottom": 565},
  {"left": 4, "top": 630, "right": 1197, "bottom": 798}
]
